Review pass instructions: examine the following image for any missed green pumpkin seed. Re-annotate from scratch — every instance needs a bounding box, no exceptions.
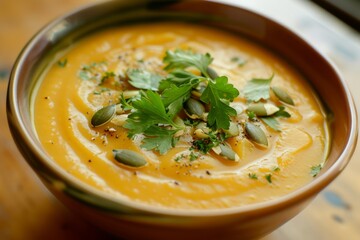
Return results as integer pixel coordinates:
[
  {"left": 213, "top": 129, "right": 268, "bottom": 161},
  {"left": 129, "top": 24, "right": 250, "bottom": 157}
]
[
  {"left": 115, "top": 103, "right": 124, "bottom": 114},
  {"left": 113, "top": 149, "right": 147, "bottom": 168},
  {"left": 207, "top": 67, "right": 219, "bottom": 80},
  {"left": 191, "top": 90, "right": 202, "bottom": 99},
  {"left": 184, "top": 98, "right": 205, "bottom": 119},
  {"left": 219, "top": 143, "right": 240, "bottom": 162},
  {"left": 91, "top": 104, "right": 116, "bottom": 127},
  {"left": 230, "top": 102, "right": 244, "bottom": 115},
  {"left": 193, "top": 122, "right": 210, "bottom": 138},
  {"left": 224, "top": 122, "right": 239, "bottom": 137},
  {"left": 194, "top": 129, "right": 209, "bottom": 139},
  {"left": 272, "top": 86, "right": 294, "bottom": 105},
  {"left": 191, "top": 83, "right": 207, "bottom": 99},
  {"left": 245, "top": 122, "right": 268, "bottom": 147},
  {"left": 111, "top": 114, "right": 128, "bottom": 126},
  {"left": 173, "top": 117, "right": 186, "bottom": 137},
  {"left": 122, "top": 90, "right": 140, "bottom": 99},
  {"left": 247, "top": 103, "right": 279, "bottom": 117}
]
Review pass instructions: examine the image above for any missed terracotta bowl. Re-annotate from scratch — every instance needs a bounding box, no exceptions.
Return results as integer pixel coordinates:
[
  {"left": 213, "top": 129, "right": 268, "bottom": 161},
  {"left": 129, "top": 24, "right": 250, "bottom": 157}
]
[{"left": 7, "top": 0, "right": 358, "bottom": 239}]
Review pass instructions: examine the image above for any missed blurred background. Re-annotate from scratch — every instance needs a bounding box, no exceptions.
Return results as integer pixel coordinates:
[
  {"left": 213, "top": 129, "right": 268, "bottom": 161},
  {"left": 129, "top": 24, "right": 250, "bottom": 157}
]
[{"left": 0, "top": 0, "right": 359, "bottom": 239}]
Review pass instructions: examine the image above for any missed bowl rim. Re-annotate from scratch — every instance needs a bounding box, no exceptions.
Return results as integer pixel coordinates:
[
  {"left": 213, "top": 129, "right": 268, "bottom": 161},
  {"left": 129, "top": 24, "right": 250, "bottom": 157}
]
[{"left": 7, "top": 0, "right": 358, "bottom": 217}]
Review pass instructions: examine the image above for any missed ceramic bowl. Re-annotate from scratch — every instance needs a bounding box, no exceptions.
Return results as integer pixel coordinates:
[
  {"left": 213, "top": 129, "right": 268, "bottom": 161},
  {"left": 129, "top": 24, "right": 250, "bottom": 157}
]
[{"left": 7, "top": 0, "right": 358, "bottom": 239}]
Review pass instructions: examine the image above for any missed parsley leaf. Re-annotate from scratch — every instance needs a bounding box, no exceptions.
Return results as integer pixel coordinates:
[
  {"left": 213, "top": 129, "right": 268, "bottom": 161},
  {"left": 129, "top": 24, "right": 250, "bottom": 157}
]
[
  {"left": 124, "top": 90, "right": 180, "bottom": 137},
  {"left": 200, "top": 76, "right": 239, "bottom": 130},
  {"left": 123, "top": 91, "right": 184, "bottom": 154},
  {"left": 141, "top": 126, "right": 178, "bottom": 154},
  {"left": 243, "top": 75, "right": 274, "bottom": 102},
  {"left": 163, "top": 49, "right": 213, "bottom": 77},
  {"left": 127, "top": 69, "right": 162, "bottom": 90},
  {"left": 261, "top": 117, "right": 280, "bottom": 131},
  {"left": 261, "top": 106, "right": 291, "bottom": 131},
  {"left": 162, "top": 82, "right": 198, "bottom": 117},
  {"left": 274, "top": 106, "right": 291, "bottom": 118}
]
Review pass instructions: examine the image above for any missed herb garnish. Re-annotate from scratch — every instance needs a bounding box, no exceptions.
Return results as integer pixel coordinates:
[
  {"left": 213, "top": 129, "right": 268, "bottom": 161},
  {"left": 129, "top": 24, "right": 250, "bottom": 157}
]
[
  {"left": 127, "top": 69, "right": 162, "bottom": 90},
  {"left": 265, "top": 174, "right": 272, "bottom": 183},
  {"left": 231, "top": 56, "right": 247, "bottom": 67},
  {"left": 87, "top": 49, "right": 295, "bottom": 167},
  {"left": 310, "top": 164, "right": 323, "bottom": 177},
  {"left": 261, "top": 106, "right": 291, "bottom": 131},
  {"left": 163, "top": 49, "right": 213, "bottom": 78},
  {"left": 248, "top": 173, "right": 258, "bottom": 180},
  {"left": 243, "top": 75, "right": 273, "bottom": 102},
  {"left": 201, "top": 76, "right": 239, "bottom": 130},
  {"left": 57, "top": 59, "right": 68, "bottom": 68}
]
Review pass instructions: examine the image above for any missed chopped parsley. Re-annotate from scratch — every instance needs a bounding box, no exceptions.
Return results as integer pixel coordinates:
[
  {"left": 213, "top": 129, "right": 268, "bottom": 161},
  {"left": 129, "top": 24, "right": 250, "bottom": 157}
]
[
  {"left": 243, "top": 74, "right": 273, "bottom": 102},
  {"left": 57, "top": 59, "right": 67, "bottom": 68},
  {"left": 231, "top": 56, "right": 247, "bottom": 66},
  {"left": 248, "top": 173, "right": 258, "bottom": 180},
  {"left": 310, "top": 164, "right": 323, "bottom": 177},
  {"left": 192, "top": 131, "right": 225, "bottom": 154},
  {"left": 265, "top": 174, "right": 272, "bottom": 183}
]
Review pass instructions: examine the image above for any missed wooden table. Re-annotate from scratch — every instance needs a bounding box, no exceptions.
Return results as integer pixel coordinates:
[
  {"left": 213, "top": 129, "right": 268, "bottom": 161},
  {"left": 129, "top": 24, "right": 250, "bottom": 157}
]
[{"left": 1, "top": 0, "right": 359, "bottom": 239}]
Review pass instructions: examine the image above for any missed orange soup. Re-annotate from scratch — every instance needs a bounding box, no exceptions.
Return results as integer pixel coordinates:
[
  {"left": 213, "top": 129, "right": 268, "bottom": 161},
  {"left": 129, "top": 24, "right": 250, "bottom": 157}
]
[{"left": 32, "top": 23, "right": 329, "bottom": 209}]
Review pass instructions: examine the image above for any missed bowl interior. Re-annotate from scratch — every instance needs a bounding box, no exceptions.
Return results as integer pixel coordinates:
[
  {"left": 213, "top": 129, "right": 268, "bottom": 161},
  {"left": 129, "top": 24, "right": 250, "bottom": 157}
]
[{"left": 7, "top": 0, "right": 358, "bottom": 216}]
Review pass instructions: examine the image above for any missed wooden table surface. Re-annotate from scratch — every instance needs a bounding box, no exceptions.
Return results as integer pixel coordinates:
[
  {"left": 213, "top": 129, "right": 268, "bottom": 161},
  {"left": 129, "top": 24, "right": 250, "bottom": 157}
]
[{"left": 0, "top": 0, "right": 359, "bottom": 239}]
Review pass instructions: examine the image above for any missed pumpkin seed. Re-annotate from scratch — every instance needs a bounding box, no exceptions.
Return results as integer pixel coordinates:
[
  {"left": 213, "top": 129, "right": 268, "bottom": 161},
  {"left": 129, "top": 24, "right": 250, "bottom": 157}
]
[
  {"left": 115, "top": 103, "right": 124, "bottom": 114},
  {"left": 272, "top": 86, "right": 294, "bottom": 105},
  {"left": 247, "top": 103, "right": 279, "bottom": 117},
  {"left": 245, "top": 122, "right": 268, "bottom": 147},
  {"left": 173, "top": 117, "right": 186, "bottom": 137},
  {"left": 207, "top": 67, "right": 219, "bottom": 80},
  {"left": 224, "top": 122, "right": 239, "bottom": 137},
  {"left": 212, "top": 146, "right": 221, "bottom": 155},
  {"left": 230, "top": 102, "right": 244, "bottom": 115},
  {"left": 194, "top": 129, "right": 209, "bottom": 139},
  {"left": 184, "top": 98, "right": 206, "bottom": 119},
  {"left": 111, "top": 114, "right": 128, "bottom": 126},
  {"left": 113, "top": 149, "right": 147, "bottom": 168},
  {"left": 195, "top": 122, "right": 209, "bottom": 131},
  {"left": 91, "top": 104, "right": 116, "bottom": 127},
  {"left": 122, "top": 90, "right": 140, "bottom": 99},
  {"left": 191, "top": 83, "right": 207, "bottom": 99},
  {"left": 191, "top": 90, "right": 202, "bottom": 99},
  {"left": 219, "top": 143, "right": 240, "bottom": 161}
]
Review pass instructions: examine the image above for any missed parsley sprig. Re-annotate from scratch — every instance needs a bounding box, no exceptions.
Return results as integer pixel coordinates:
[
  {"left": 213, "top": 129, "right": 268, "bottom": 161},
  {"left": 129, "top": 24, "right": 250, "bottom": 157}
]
[
  {"left": 163, "top": 49, "right": 213, "bottom": 78},
  {"left": 89, "top": 49, "right": 295, "bottom": 159},
  {"left": 201, "top": 76, "right": 238, "bottom": 130},
  {"left": 122, "top": 49, "right": 239, "bottom": 154}
]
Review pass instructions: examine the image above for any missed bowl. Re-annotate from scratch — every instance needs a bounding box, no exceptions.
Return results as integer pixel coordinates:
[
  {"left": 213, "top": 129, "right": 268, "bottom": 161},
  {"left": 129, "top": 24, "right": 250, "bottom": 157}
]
[{"left": 6, "top": 0, "right": 358, "bottom": 239}]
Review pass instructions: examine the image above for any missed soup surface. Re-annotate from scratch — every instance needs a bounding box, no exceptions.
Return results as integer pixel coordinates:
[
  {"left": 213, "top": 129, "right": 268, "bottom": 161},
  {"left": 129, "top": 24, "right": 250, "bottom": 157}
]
[{"left": 33, "top": 23, "right": 329, "bottom": 209}]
